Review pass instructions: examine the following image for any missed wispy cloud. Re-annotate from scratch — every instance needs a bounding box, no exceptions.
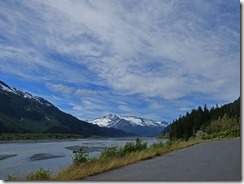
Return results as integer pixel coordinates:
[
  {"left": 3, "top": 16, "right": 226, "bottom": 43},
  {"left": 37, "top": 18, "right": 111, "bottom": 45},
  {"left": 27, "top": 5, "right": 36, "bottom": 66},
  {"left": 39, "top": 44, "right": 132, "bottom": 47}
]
[
  {"left": 75, "top": 89, "right": 108, "bottom": 96},
  {"left": 46, "top": 83, "right": 75, "bottom": 96},
  {"left": 0, "top": 0, "right": 240, "bottom": 121}
]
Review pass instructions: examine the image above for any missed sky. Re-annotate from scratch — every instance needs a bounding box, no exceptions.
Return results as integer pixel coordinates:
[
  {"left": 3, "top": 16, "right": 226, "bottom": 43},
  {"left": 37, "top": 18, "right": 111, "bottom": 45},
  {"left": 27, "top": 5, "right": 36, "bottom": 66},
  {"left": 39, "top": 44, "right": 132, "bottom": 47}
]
[{"left": 0, "top": 0, "right": 240, "bottom": 123}]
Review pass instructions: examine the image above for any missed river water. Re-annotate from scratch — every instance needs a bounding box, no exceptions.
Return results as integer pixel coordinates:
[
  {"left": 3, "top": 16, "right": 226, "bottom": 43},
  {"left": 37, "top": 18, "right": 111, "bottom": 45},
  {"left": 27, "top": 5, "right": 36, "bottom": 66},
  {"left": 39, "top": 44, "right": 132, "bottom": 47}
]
[{"left": 0, "top": 137, "right": 166, "bottom": 180}]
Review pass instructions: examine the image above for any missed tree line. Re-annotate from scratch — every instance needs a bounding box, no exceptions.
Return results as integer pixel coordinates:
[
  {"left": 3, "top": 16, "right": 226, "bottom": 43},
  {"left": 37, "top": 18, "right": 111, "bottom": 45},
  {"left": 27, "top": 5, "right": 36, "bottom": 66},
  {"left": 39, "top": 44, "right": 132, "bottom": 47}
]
[{"left": 168, "top": 97, "right": 240, "bottom": 140}]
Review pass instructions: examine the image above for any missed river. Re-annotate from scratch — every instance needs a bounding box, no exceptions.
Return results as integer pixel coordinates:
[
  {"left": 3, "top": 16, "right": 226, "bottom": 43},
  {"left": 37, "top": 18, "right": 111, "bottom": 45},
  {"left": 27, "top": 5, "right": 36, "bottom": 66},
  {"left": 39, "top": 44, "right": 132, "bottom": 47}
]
[{"left": 0, "top": 137, "right": 166, "bottom": 180}]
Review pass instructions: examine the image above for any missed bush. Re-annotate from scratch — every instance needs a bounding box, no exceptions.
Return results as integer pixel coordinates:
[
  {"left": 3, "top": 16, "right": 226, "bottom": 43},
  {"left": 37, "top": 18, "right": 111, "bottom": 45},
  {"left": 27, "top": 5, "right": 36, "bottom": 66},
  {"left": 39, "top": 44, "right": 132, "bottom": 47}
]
[
  {"left": 135, "top": 137, "right": 147, "bottom": 151},
  {"left": 206, "top": 114, "right": 240, "bottom": 134},
  {"left": 73, "top": 148, "right": 89, "bottom": 164},
  {"left": 100, "top": 145, "right": 119, "bottom": 159},
  {"left": 100, "top": 138, "right": 147, "bottom": 158},
  {"left": 209, "top": 127, "right": 240, "bottom": 139},
  {"left": 121, "top": 142, "right": 136, "bottom": 155},
  {"left": 119, "top": 138, "right": 147, "bottom": 156},
  {"left": 7, "top": 174, "right": 17, "bottom": 181},
  {"left": 26, "top": 168, "right": 50, "bottom": 180},
  {"left": 165, "top": 140, "right": 173, "bottom": 147},
  {"left": 150, "top": 141, "right": 165, "bottom": 150},
  {"left": 203, "top": 114, "right": 240, "bottom": 139},
  {"left": 195, "top": 130, "right": 208, "bottom": 139}
]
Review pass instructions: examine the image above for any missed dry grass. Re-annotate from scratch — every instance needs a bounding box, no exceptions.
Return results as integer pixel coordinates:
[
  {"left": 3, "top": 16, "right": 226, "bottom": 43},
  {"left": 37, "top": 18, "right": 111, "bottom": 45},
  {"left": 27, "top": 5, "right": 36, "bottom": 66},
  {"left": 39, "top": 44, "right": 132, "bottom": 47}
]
[{"left": 52, "top": 138, "right": 206, "bottom": 180}]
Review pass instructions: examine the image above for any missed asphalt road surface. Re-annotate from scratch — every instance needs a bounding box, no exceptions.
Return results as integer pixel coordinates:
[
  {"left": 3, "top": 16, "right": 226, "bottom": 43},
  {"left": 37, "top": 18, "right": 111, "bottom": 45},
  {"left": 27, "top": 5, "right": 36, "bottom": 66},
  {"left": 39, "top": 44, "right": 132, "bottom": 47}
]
[{"left": 85, "top": 138, "right": 241, "bottom": 181}]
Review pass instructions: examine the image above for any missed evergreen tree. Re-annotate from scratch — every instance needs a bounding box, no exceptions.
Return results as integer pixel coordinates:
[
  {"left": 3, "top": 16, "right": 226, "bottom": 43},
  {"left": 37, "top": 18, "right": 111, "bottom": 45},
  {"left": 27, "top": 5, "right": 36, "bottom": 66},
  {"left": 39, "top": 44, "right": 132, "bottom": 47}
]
[{"left": 168, "top": 97, "right": 240, "bottom": 140}]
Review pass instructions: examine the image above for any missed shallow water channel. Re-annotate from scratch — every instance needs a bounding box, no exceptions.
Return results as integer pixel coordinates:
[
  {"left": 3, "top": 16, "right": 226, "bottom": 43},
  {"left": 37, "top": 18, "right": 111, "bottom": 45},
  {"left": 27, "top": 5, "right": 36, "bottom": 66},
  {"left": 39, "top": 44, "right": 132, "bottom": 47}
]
[{"left": 0, "top": 137, "right": 166, "bottom": 180}]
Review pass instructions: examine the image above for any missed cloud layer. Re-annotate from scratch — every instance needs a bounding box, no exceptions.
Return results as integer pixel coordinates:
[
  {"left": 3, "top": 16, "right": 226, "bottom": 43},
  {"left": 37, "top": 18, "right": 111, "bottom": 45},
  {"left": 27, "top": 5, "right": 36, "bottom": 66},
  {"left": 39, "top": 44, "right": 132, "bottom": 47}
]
[{"left": 0, "top": 0, "right": 240, "bottom": 121}]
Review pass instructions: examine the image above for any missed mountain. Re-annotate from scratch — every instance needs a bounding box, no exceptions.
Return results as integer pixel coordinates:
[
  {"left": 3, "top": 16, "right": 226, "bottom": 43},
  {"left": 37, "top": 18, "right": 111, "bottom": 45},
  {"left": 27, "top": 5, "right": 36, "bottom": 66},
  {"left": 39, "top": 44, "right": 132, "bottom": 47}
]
[
  {"left": 89, "top": 114, "right": 169, "bottom": 136},
  {"left": 161, "top": 123, "right": 172, "bottom": 134},
  {"left": 0, "top": 80, "right": 132, "bottom": 137}
]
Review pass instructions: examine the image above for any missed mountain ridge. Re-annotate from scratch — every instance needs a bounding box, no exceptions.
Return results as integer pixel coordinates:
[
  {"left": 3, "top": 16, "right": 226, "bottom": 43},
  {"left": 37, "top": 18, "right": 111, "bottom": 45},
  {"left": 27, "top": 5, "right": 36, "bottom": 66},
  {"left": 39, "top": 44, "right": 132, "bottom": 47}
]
[{"left": 0, "top": 80, "right": 132, "bottom": 137}]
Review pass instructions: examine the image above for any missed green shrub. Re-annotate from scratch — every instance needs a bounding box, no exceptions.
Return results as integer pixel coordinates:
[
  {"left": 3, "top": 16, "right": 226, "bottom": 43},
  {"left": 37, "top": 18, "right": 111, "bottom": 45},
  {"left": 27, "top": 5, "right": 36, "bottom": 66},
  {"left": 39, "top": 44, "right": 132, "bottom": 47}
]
[
  {"left": 195, "top": 130, "right": 209, "bottom": 139},
  {"left": 26, "top": 168, "right": 50, "bottom": 180},
  {"left": 150, "top": 141, "right": 165, "bottom": 150},
  {"left": 73, "top": 148, "right": 89, "bottom": 164},
  {"left": 7, "top": 174, "right": 17, "bottom": 181},
  {"left": 121, "top": 142, "right": 136, "bottom": 155},
  {"left": 119, "top": 138, "right": 147, "bottom": 156},
  {"left": 100, "top": 138, "right": 147, "bottom": 158},
  {"left": 135, "top": 137, "right": 147, "bottom": 151},
  {"left": 100, "top": 145, "right": 119, "bottom": 159},
  {"left": 165, "top": 140, "right": 173, "bottom": 147},
  {"left": 209, "top": 127, "right": 240, "bottom": 139},
  {"left": 206, "top": 114, "right": 240, "bottom": 134}
]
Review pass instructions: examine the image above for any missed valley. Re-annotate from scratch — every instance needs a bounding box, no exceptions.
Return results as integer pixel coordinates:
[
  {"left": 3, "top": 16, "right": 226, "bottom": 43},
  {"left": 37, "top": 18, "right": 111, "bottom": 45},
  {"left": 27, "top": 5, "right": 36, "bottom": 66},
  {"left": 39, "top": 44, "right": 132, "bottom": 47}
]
[
  {"left": 0, "top": 80, "right": 169, "bottom": 138},
  {"left": 0, "top": 0, "right": 240, "bottom": 181}
]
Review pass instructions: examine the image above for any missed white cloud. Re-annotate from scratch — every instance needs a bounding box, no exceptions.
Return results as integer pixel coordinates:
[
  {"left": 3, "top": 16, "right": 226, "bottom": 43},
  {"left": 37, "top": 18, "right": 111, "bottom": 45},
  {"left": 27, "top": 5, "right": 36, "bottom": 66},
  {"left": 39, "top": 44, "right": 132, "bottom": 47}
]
[
  {"left": 118, "top": 105, "right": 133, "bottom": 113},
  {"left": 46, "top": 83, "right": 74, "bottom": 95},
  {"left": 72, "top": 105, "right": 83, "bottom": 111},
  {"left": 179, "top": 107, "right": 192, "bottom": 112},
  {"left": 75, "top": 89, "right": 108, "bottom": 96},
  {"left": 0, "top": 0, "right": 240, "bottom": 121},
  {"left": 1, "top": 0, "right": 239, "bottom": 102}
]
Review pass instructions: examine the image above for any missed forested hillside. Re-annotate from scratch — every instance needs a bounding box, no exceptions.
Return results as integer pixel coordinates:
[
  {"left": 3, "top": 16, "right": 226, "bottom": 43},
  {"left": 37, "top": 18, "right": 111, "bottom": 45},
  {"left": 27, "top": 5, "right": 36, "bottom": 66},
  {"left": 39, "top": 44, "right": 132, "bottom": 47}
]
[{"left": 167, "top": 97, "right": 240, "bottom": 140}]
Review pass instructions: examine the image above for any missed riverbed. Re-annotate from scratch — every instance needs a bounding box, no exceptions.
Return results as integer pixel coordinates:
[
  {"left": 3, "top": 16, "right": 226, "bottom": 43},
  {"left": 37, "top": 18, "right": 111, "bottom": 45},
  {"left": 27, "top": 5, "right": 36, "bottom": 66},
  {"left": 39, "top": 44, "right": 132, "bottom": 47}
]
[{"left": 0, "top": 137, "right": 166, "bottom": 180}]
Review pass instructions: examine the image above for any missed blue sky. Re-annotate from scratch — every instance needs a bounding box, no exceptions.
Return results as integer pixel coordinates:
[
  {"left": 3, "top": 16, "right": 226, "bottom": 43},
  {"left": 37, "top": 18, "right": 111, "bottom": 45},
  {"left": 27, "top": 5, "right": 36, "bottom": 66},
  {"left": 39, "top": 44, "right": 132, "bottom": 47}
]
[{"left": 0, "top": 0, "right": 240, "bottom": 122}]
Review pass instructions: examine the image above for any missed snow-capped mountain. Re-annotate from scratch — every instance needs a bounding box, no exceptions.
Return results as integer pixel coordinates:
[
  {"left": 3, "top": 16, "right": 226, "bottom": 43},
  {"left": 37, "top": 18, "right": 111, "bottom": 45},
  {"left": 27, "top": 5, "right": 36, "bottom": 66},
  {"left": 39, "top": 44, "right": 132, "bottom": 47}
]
[
  {"left": 0, "top": 81, "right": 53, "bottom": 107},
  {"left": 90, "top": 114, "right": 169, "bottom": 136}
]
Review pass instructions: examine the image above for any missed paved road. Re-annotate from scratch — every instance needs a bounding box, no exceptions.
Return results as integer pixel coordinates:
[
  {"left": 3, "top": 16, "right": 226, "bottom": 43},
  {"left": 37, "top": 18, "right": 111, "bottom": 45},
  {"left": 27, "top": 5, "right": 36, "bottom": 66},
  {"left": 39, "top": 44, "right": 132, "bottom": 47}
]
[{"left": 85, "top": 138, "right": 241, "bottom": 181}]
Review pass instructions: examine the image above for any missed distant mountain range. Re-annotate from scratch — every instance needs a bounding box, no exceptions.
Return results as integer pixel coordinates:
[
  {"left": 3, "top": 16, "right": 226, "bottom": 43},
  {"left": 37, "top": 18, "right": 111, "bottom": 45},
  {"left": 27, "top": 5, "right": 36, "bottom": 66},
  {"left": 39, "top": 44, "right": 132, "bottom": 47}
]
[
  {"left": 90, "top": 114, "right": 169, "bottom": 136},
  {"left": 0, "top": 80, "right": 132, "bottom": 137}
]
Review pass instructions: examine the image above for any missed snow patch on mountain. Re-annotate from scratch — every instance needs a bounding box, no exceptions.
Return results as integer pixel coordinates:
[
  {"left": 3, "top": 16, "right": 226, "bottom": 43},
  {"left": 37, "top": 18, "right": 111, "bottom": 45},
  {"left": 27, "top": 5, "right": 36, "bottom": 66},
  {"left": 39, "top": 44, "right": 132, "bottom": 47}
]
[
  {"left": 122, "top": 116, "right": 145, "bottom": 126},
  {"left": 91, "top": 114, "right": 120, "bottom": 127},
  {"left": 89, "top": 114, "right": 169, "bottom": 136},
  {"left": 0, "top": 81, "right": 53, "bottom": 106},
  {"left": 90, "top": 114, "right": 168, "bottom": 128},
  {"left": 0, "top": 81, "right": 20, "bottom": 95}
]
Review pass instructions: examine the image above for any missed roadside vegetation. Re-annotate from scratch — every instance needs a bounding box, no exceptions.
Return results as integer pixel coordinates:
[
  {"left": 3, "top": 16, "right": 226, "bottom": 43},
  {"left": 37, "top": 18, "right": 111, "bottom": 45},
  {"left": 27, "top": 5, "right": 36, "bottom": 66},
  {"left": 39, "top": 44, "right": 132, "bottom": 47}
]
[{"left": 54, "top": 138, "right": 203, "bottom": 180}]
